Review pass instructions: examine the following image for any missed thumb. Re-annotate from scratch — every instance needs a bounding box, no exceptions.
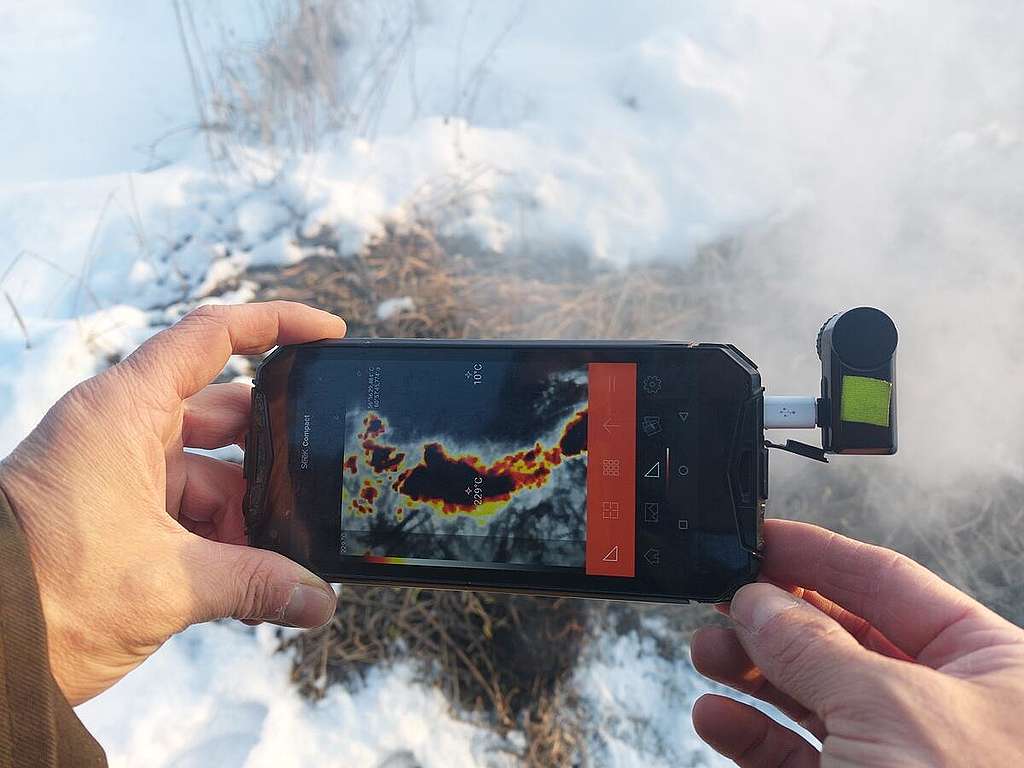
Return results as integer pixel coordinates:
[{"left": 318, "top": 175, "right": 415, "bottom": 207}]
[
  {"left": 729, "top": 582, "right": 885, "bottom": 718},
  {"left": 185, "top": 537, "right": 337, "bottom": 628}
]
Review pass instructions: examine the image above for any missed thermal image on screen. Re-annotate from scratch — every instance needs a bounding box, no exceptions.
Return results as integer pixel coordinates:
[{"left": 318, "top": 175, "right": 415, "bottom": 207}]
[
  {"left": 337, "top": 359, "right": 591, "bottom": 567},
  {"left": 338, "top": 357, "right": 636, "bottom": 573},
  {"left": 345, "top": 408, "right": 587, "bottom": 518}
]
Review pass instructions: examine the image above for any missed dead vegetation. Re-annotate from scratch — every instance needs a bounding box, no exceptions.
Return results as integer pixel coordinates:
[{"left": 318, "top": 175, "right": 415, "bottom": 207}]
[
  {"left": 234, "top": 218, "right": 729, "bottom": 341},
  {"left": 172, "top": 0, "right": 415, "bottom": 176},
  {"left": 280, "top": 589, "right": 587, "bottom": 766},
  {"left": 174, "top": 0, "right": 350, "bottom": 162}
]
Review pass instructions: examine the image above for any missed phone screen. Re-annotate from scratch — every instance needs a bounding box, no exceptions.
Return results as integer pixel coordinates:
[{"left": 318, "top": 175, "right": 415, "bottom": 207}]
[{"left": 249, "top": 341, "right": 764, "bottom": 602}]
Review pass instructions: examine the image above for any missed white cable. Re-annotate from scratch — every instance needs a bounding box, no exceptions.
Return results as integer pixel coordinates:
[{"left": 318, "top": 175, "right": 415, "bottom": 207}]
[{"left": 764, "top": 396, "right": 818, "bottom": 429}]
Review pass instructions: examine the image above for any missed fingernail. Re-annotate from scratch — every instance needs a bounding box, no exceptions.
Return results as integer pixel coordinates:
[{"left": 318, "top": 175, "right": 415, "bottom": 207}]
[
  {"left": 730, "top": 583, "right": 802, "bottom": 633},
  {"left": 281, "top": 584, "right": 336, "bottom": 627}
]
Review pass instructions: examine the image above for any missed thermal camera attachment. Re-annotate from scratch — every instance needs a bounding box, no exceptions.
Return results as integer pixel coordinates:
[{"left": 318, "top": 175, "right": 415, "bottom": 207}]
[{"left": 763, "top": 307, "right": 898, "bottom": 462}]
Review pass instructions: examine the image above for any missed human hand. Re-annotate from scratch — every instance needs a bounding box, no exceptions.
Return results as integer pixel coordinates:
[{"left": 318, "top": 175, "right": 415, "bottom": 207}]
[
  {"left": 690, "top": 519, "right": 1024, "bottom": 766},
  {"left": 0, "top": 302, "right": 345, "bottom": 705}
]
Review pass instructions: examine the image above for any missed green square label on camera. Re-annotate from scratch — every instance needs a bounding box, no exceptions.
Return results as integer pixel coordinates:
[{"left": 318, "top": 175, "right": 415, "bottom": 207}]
[{"left": 840, "top": 375, "right": 892, "bottom": 427}]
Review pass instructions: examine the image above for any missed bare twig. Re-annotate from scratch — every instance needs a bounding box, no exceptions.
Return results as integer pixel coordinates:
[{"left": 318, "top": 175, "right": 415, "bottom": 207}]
[
  {"left": 73, "top": 188, "right": 118, "bottom": 319},
  {"left": 4, "top": 291, "right": 30, "bottom": 349},
  {"left": 2, "top": 250, "right": 104, "bottom": 321},
  {"left": 172, "top": 0, "right": 217, "bottom": 168}
]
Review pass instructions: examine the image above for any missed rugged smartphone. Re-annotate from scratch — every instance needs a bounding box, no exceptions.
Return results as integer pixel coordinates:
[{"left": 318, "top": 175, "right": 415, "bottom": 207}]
[{"left": 243, "top": 339, "right": 766, "bottom": 603}]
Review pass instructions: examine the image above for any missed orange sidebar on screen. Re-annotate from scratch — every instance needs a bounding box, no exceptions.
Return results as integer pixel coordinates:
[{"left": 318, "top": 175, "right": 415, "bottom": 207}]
[{"left": 585, "top": 363, "right": 637, "bottom": 577}]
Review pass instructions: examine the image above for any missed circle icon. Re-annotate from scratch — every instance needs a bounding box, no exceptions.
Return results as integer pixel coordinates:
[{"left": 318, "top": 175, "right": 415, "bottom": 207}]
[{"left": 642, "top": 375, "right": 663, "bottom": 395}]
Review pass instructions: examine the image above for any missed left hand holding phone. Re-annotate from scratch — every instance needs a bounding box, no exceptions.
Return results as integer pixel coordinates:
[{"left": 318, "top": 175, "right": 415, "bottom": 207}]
[{"left": 0, "top": 302, "right": 347, "bottom": 705}]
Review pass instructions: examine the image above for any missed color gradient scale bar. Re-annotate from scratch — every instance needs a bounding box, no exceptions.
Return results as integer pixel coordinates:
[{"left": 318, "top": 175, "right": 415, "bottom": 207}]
[
  {"left": 363, "top": 555, "right": 408, "bottom": 565},
  {"left": 585, "top": 363, "right": 637, "bottom": 577}
]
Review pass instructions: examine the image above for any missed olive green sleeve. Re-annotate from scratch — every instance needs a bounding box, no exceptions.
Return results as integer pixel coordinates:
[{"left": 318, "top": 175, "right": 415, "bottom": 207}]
[{"left": 0, "top": 489, "right": 106, "bottom": 767}]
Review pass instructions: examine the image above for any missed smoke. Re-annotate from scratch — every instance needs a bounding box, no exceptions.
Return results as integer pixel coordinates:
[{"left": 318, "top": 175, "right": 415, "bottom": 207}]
[
  {"left": 378, "top": 0, "right": 1024, "bottom": 489},
  {"left": 660, "top": 2, "right": 1024, "bottom": 613},
  {"left": 667, "top": 1, "right": 1024, "bottom": 491}
]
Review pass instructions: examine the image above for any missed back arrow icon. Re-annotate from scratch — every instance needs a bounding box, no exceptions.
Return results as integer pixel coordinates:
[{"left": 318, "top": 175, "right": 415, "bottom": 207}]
[
  {"left": 643, "top": 549, "right": 661, "bottom": 566},
  {"left": 602, "top": 417, "right": 620, "bottom": 434}
]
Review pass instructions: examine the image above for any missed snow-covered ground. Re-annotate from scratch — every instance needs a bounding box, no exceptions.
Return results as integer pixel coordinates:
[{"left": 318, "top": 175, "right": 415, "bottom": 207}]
[
  {"left": 76, "top": 622, "right": 502, "bottom": 768},
  {"left": 4, "top": 0, "right": 1024, "bottom": 765},
  {"left": 76, "top": 620, "right": 766, "bottom": 768}
]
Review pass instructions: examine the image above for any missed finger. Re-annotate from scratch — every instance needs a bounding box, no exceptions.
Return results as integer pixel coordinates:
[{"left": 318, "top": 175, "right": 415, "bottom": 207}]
[
  {"left": 722, "top": 585, "right": 907, "bottom": 661},
  {"left": 728, "top": 581, "right": 889, "bottom": 717},
  {"left": 180, "top": 518, "right": 217, "bottom": 539},
  {"left": 692, "top": 694, "right": 819, "bottom": 767},
  {"left": 179, "top": 453, "right": 246, "bottom": 545},
  {"left": 183, "top": 536, "right": 337, "bottom": 628},
  {"left": 120, "top": 301, "right": 346, "bottom": 403},
  {"left": 691, "top": 626, "right": 826, "bottom": 739},
  {"left": 792, "top": 587, "right": 912, "bottom": 661},
  {"left": 182, "top": 382, "right": 252, "bottom": 449},
  {"left": 761, "top": 519, "right": 990, "bottom": 659}
]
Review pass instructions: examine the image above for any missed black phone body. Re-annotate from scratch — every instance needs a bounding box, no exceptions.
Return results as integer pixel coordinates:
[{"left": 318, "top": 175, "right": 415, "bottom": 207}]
[{"left": 243, "top": 339, "right": 766, "bottom": 603}]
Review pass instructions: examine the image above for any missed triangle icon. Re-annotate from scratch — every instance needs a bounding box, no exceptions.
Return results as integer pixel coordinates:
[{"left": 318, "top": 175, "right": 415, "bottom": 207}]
[
  {"left": 602, "top": 545, "right": 619, "bottom": 563},
  {"left": 678, "top": 411, "right": 689, "bottom": 422},
  {"left": 643, "top": 461, "right": 661, "bottom": 479}
]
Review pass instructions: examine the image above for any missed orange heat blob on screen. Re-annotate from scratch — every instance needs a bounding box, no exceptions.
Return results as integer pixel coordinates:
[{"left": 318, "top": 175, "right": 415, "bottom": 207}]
[{"left": 347, "top": 409, "right": 588, "bottom": 518}]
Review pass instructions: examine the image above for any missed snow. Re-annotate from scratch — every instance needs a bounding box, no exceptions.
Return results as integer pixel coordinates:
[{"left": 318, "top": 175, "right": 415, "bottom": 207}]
[
  {"left": 0, "top": 0, "right": 277, "bottom": 184},
  {"left": 577, "top": 628, "right": 815, "bottom": 768},
  {"left": 578, "top": 632, "right": 727, "bottom": 767},
  {"left": 76, "top": 622, "right": 502, "bottom": 768},
  {"left": 2, "top": 0, "right": 1024, "bottom": 764},
  {"left": 377, "top": 297, "right": 416, "bottom": 320},
  {"left": 74, "top": 619, "right": 811, "bottom": 767},
  {"left": 0, "top": 307, "right": 152, "bottom": 457}
]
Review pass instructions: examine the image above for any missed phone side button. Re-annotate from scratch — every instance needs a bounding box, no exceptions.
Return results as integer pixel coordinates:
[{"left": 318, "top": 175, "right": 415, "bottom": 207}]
[
  {"left": 736, "top": 505, "right": 757, "bottom": 552},
  {"left": 760, "top": 447, "right": 769, "bottom": 499}
]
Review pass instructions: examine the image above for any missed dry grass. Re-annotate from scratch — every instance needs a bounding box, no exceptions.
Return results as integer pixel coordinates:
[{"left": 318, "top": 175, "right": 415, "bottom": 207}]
[
  {"left": 280, "top": 588, "right": 587, "bottom": 766},
  {"left": 235, "top": 218, "right": 733, "bottom": 342},
  {"left": 173, "top": 0, "right": 414, "bottom": 175},
  {"left": 247, "top": 221, "right": 474, "bottom": 338},
  {"left": 175, "top": 0, "right": 349, "bottom": 156}
]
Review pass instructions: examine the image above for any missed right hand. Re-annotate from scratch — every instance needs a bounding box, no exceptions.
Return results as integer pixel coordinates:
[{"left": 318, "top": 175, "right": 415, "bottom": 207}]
[{"left": 690, "top": 519, "right": 1024, "bottom": 767}]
